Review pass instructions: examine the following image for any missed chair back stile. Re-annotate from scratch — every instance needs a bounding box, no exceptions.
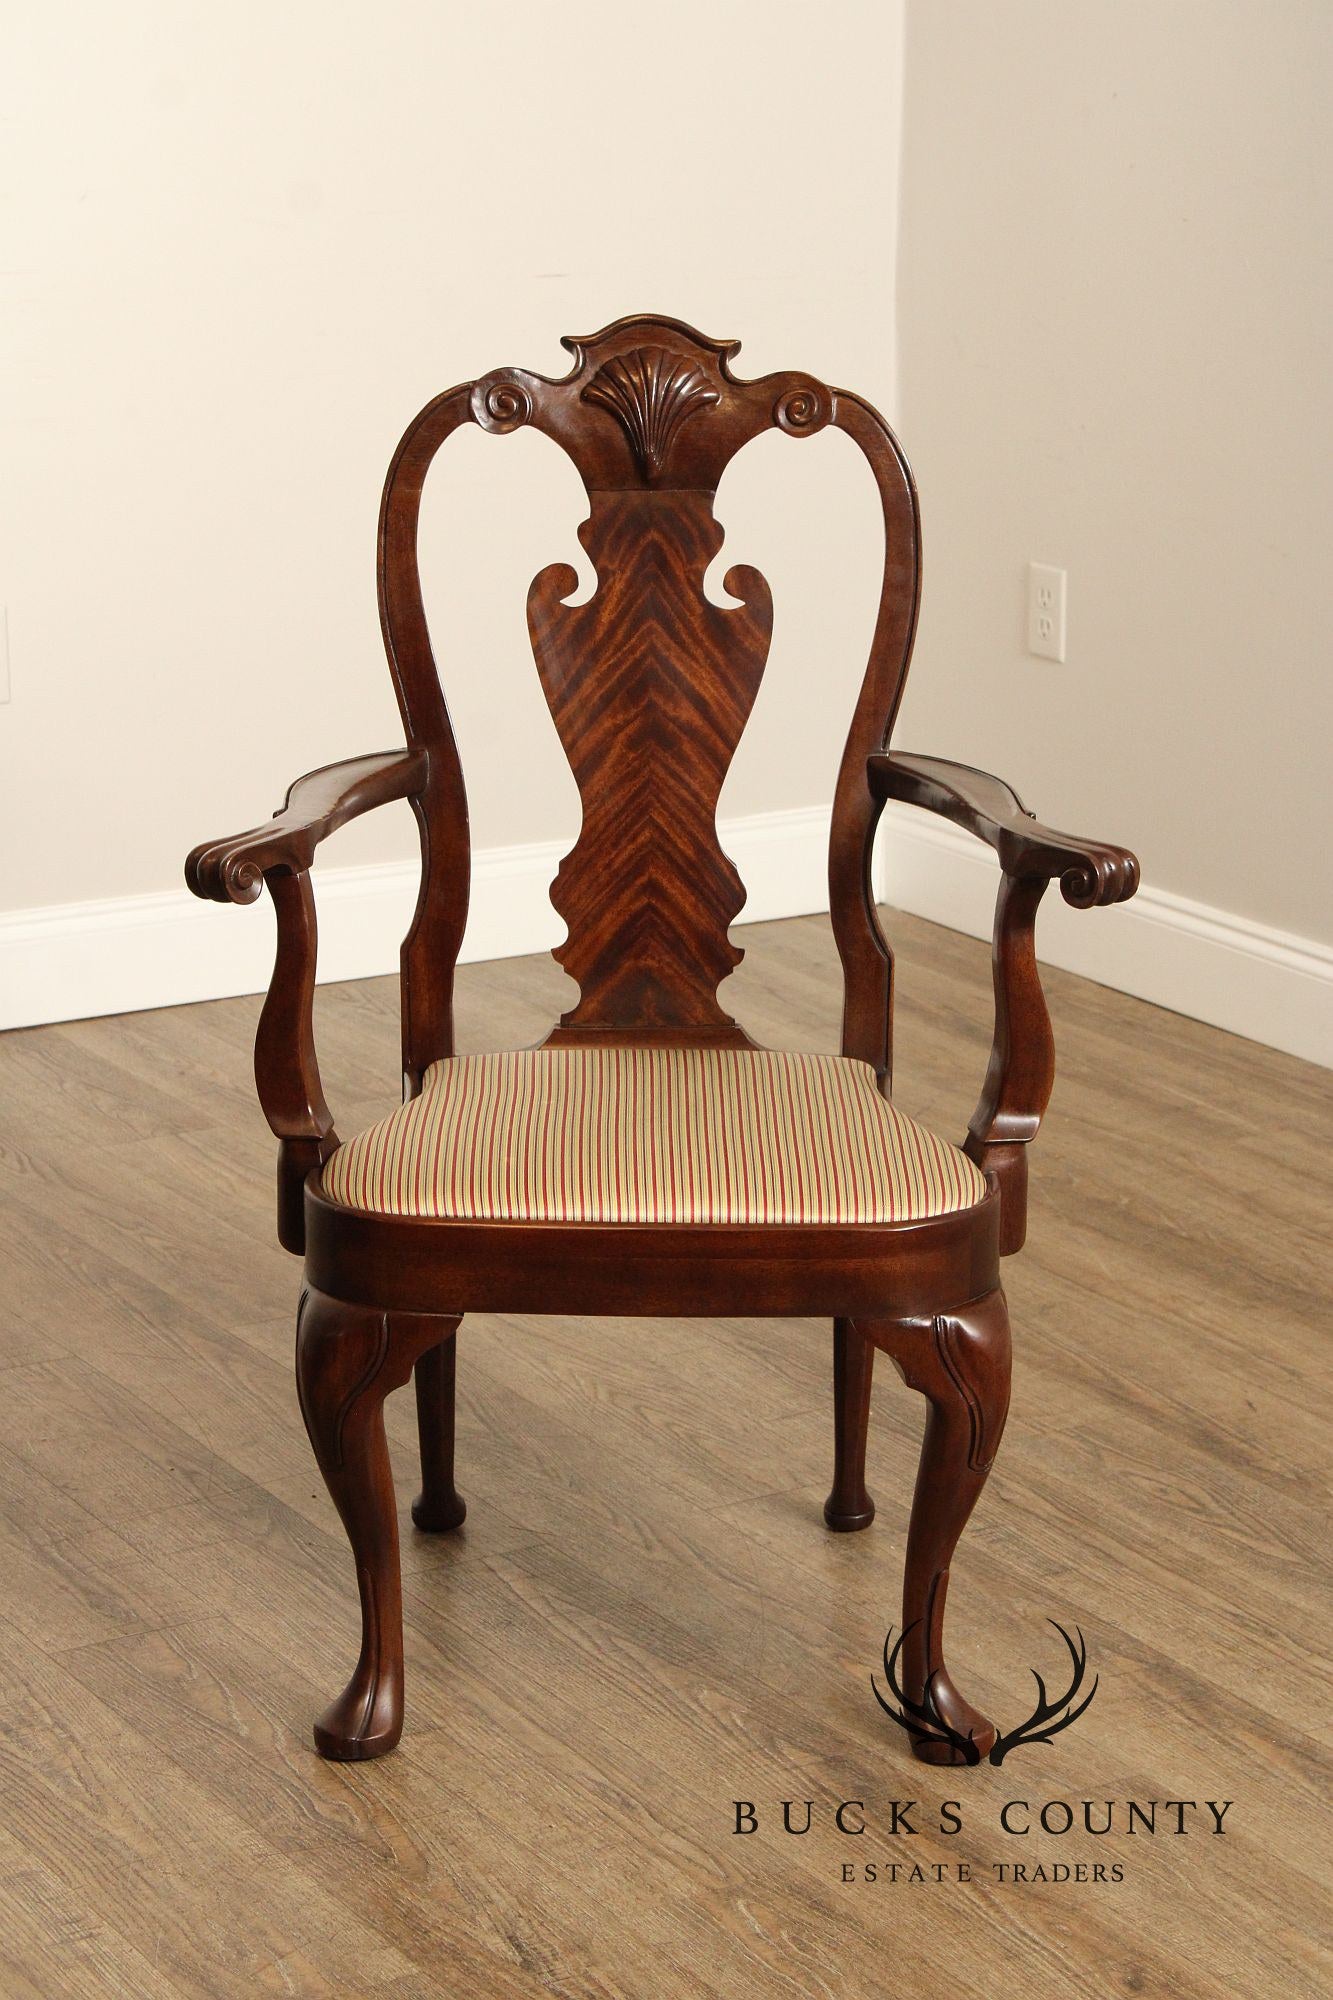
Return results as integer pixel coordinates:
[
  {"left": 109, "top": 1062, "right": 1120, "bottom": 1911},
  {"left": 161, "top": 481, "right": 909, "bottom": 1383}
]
[{"left": 376, "top": 316, "right": 921, "bottom": 1091}]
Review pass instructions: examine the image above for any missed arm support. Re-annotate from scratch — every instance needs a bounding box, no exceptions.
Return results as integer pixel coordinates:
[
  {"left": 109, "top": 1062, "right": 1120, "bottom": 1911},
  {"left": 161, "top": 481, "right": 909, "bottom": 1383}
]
[
  {"left": 186, "top": 749, "right": 427, "bottom": 903},
  {"left": 869, "top": 752, "right": 1139, "bottom": 909},
  {"left": 185, "top": 748, "right": 427, "bottom": 1251},
  {"left": 869, "top": 751, "right": 1139, "bottom": 1252}
]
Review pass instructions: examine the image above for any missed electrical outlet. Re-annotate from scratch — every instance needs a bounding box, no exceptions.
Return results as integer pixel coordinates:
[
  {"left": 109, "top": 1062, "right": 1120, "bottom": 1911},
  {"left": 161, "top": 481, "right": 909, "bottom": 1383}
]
[{"left": 1027, "top": 563, "right": 1067, "bottom": 662}]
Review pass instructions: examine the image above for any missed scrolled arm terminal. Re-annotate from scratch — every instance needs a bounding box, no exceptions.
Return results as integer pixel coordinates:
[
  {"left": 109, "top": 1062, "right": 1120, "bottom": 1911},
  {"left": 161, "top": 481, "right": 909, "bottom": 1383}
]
[
  {"left": 186, "top": 749, "right": 427, "bottom": 903},
  {"left": 869, "top": 752, "right": 1138, "bottom": 905},
  {"left": 868, "top": 751, "right": 1139, "bottom": 1252},
  {"left": 185, "top": 747, "right": 428, "bottom": 1250}
]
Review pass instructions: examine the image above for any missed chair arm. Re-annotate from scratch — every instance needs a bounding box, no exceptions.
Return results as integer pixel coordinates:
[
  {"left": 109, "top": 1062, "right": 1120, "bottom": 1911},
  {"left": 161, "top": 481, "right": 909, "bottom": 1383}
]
[
  {"left": 185, "top": 749, "right": 427, "bottom": 904},
  {"left": 868, "top": 751, "right": 1139, "bottom": 907},
  {"left": 869, "top": 750, "right": 1139, "bottom": 1253},
  {"left": 184, "top": 747, "right": 426, "bottom": 1253}
]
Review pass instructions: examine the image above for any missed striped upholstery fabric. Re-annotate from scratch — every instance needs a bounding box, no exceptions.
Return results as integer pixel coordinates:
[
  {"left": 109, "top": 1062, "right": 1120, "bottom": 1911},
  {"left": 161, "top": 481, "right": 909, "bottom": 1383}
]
[{"left": 322, "top": 1047, "right": 987, "bottom": 1226}]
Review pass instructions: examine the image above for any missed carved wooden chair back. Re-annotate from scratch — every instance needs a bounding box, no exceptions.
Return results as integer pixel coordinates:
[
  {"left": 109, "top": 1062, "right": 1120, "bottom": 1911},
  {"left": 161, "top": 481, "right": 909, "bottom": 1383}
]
[{"left": 378, "top": 314, "right": 917, "bottom": 1088}]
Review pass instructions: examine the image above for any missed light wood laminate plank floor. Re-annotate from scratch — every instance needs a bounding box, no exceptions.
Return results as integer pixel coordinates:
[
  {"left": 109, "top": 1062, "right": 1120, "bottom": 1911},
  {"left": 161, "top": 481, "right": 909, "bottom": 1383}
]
[{"left": 1, "top": 910, "right": 1328, "bottom": 1998}]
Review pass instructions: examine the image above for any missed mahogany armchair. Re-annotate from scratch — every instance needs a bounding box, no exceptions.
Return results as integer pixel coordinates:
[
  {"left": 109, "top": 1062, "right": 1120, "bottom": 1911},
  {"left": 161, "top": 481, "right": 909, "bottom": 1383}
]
[{"left": 186, "top": 316, "right": 1138, "bottom": 1763}]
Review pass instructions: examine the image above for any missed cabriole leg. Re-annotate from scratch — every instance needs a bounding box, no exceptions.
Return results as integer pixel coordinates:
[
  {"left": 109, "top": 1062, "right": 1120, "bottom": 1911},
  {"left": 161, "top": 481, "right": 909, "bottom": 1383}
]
[
  {"left": 295, "top": 1284, "right": 441, "bottom": 1761},
  {"left": 824, "top": 1317, "right": 876, "bottom": 1531},
  {"left": 864, "top": 1289, "right": 1011, "bottom": 1765},
  {"left": 412, "top": 1325, "right": 466, "bottom": 1532}
]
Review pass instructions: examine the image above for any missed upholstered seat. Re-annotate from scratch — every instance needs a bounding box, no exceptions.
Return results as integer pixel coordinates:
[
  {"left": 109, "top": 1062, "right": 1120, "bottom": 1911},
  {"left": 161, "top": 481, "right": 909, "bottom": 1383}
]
[{"left": 321, "top": 1047, "right": 987, "bottom": 1226}]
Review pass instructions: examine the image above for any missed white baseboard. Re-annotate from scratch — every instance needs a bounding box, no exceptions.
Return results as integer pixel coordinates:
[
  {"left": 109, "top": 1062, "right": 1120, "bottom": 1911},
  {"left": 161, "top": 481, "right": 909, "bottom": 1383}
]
[
  {"left": 6, "top": 799, "right": 1329, "bottom": 1069},
  {"left": 874, "top": 804, "right": 1333, "bottom": 1069},
  {"left": 0, "top": 804, "right": 832, "bottom": 1032}
]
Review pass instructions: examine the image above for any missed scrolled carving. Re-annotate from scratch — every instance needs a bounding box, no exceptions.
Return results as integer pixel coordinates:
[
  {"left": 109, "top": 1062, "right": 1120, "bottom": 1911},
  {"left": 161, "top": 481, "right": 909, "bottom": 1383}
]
[
  {"left": 582, "top": 346, "right": 719, "bottom": 479},
  {"left": 471, "top": 373, "right": 533, "bottom": 434},
  {"left": 186, "top": 838, "right": 266, "bottom": 904},
  {"left": 222, "top": 854, "right": 265, "bottom": 904},
  {"left": 1059, "top": 848, "right": 1140, "bottom": 909},
  {"left": 773, "top": 379, "right": 832, "bottom": 437}
]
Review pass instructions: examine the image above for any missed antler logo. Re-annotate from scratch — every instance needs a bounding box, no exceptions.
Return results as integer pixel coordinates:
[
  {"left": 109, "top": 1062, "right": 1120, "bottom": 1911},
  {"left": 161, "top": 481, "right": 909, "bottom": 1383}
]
[{"left": 872, "top": 1621, "right": 1099, "bottom": 1765}]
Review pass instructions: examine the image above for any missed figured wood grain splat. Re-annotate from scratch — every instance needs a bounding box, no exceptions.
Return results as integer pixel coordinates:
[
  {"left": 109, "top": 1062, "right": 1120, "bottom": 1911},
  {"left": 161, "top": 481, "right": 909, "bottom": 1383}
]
[{"left": 529, "top": 490, "right": 771, "bottom": 1036}]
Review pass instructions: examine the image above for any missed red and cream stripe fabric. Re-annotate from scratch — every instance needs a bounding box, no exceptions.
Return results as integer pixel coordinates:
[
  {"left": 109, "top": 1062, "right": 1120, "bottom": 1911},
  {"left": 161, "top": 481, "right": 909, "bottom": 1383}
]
[{"left": 321, "top": 1047, "right": 986, "bottom": 1226}]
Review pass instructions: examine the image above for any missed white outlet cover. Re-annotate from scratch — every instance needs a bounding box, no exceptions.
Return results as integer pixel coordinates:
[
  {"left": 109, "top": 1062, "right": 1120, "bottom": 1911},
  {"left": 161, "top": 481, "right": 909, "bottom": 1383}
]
[{"left": 1027, "top": 562, "right": 1067, "bottom": 663}]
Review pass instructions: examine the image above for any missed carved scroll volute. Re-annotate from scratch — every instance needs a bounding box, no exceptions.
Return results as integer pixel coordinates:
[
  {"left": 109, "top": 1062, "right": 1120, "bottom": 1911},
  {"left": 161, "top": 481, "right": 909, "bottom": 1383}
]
[{"left": 469, "top": 319, "right": 834, "bottom": 492}]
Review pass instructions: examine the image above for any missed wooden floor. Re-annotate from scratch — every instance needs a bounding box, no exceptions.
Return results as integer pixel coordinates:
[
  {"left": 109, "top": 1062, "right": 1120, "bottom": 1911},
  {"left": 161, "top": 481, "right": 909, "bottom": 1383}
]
[{"left": 1, "top": 910, "right": 1328, "bottom": 1998}]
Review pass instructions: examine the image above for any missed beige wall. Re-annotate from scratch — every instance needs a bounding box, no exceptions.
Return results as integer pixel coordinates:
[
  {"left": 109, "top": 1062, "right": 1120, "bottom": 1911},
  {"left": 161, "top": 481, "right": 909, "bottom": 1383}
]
[
  {"left": 6, "top": 0, "right": 1327, "bottom": 1049},
  {"left": 894, "top": 0, "right": 1332, "bottom": 944},
  {"left": 1, "top": 1, "right": 904, "bottom": 913}
]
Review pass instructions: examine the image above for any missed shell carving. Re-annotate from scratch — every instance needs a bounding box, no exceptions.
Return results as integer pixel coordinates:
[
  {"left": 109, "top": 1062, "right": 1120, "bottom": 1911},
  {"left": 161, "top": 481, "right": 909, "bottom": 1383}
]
[{"left": 582, "top": 346, "right": 719, "bottom": 479}]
